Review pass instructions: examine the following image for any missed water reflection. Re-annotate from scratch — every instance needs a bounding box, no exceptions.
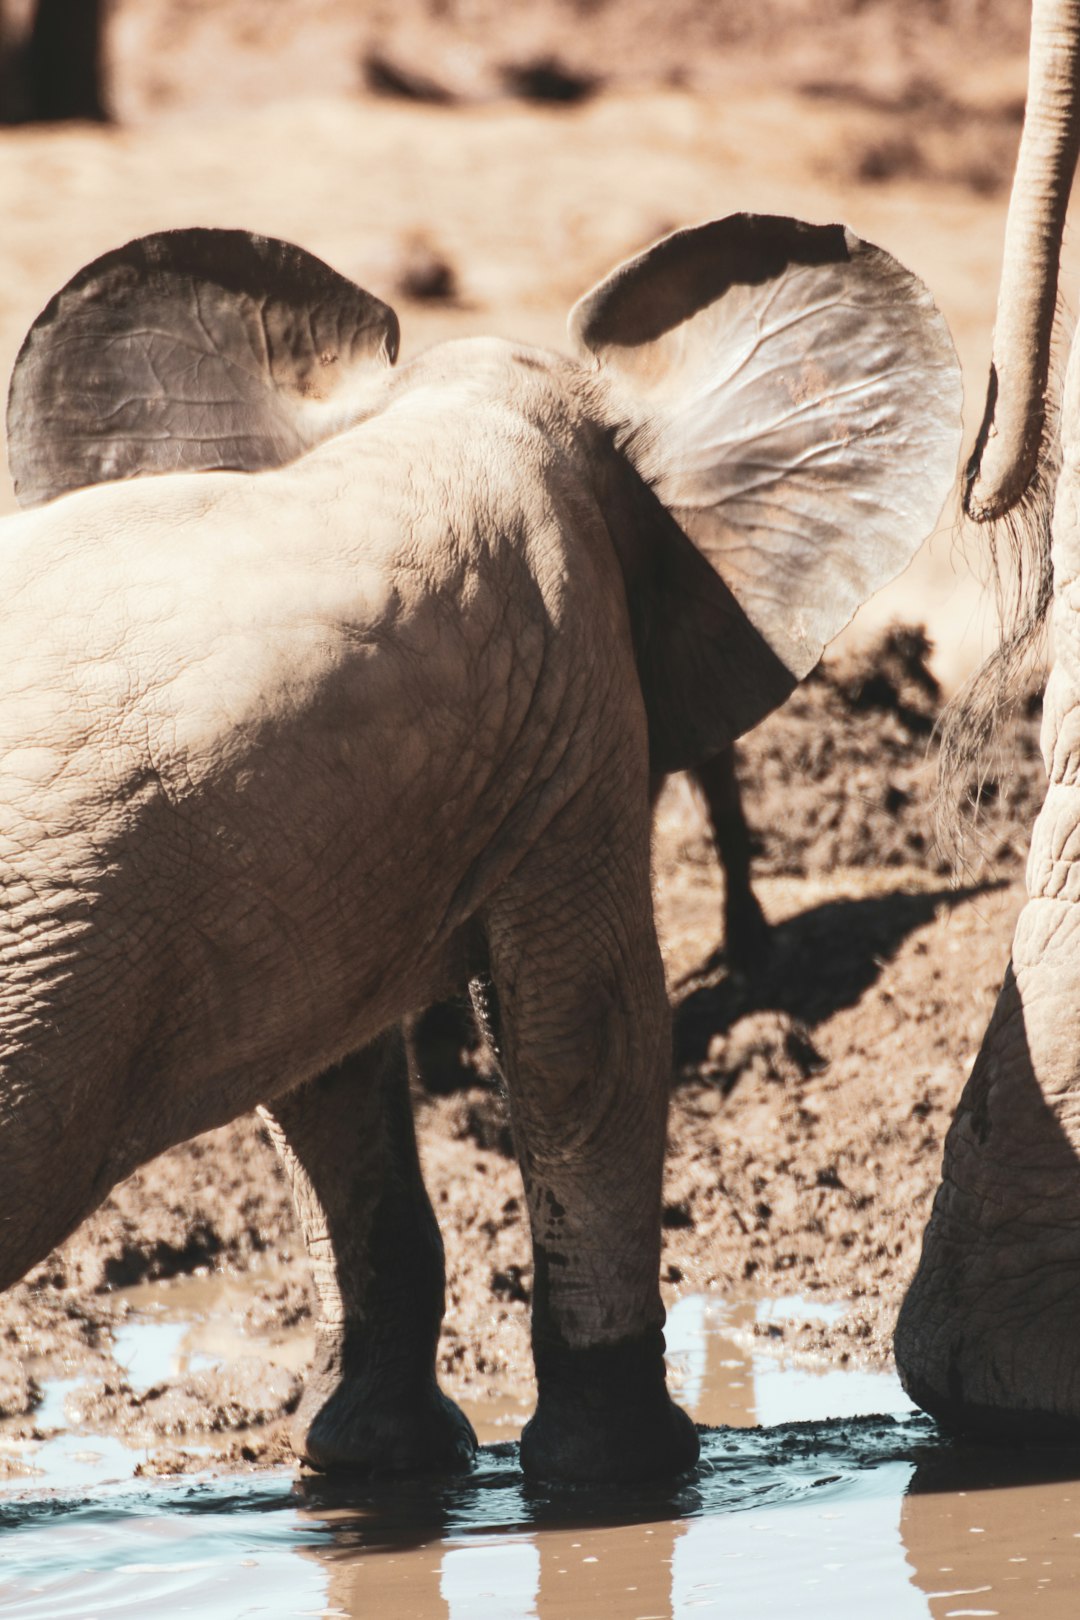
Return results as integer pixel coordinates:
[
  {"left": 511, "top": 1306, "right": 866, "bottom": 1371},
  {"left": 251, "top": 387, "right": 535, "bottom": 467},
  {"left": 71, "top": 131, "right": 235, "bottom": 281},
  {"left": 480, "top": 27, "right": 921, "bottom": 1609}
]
[
  {"left": 4, "top": 1296, "right": 1080, "bottom": 1618},
  {"left": 903, "top": 1444, "right": 1080, "bottom": 1618},
  {"left": 0, "top": 1476, "right": 330, "bottom": 1618},
  {"left": 294, "top": 1425, "right": 927, "bottom": 1619},
  {"left": 291, "top": 1297, "right": 922, "bottom": 1619}
]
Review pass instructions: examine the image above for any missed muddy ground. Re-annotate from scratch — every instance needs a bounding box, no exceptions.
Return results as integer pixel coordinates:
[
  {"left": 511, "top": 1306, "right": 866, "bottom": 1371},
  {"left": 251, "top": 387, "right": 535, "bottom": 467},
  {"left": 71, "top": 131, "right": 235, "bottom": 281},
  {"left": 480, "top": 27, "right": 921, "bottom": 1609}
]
[{"left": 0, "top": 0, "right": 1059, "bottom": 1477}]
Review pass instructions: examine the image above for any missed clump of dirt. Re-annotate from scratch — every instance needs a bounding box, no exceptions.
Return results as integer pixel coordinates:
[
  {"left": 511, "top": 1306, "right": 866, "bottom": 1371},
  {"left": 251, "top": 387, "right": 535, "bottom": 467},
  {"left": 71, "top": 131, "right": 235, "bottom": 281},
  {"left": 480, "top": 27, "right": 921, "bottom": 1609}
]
[
  {"left": 67, "top": 1359, "right": 301, "bottom": 1443},
  {"left": 704, "top": 1010, "right": 826, "bottom": 1092},
  {"left": 499, "top": 54, "right": 599, "bottom": 106},
  {"left": 360, "top": 47, "right": 457, "bottom": 106},
  {"left": 393, "top": 237, "right": 460, "bottom": 303},
  {"left": 730, "top": 625, "right": 1047, "bottom": 879},
  {"left": 135, "top": 1426, "right": 297, "bottom": 1477},
  {"left": 0, "top": 1356, "right": 38, "bottom": 1421}
]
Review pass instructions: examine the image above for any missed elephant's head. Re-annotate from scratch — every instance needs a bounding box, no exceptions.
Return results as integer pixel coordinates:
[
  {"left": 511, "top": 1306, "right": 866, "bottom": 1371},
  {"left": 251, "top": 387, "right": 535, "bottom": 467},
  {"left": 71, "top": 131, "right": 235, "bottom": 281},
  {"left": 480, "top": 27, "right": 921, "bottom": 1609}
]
[{"left": 6, "top": 217, "right": 962, "bottom": 769}]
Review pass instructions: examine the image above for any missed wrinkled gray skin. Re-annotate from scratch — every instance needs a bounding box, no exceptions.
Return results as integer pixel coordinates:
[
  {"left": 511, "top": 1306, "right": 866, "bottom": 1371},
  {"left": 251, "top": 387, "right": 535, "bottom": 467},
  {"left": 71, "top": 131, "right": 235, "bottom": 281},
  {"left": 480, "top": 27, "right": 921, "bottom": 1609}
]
[
  {"left": 0, "top": 215, "right": 960, "bottom": 1481},
  {"left": 896, "top": 0, "right": 1080, "bottom": 1438},
  {"left": 411, "top": 750, "right": 766, "bottom": 1096}
]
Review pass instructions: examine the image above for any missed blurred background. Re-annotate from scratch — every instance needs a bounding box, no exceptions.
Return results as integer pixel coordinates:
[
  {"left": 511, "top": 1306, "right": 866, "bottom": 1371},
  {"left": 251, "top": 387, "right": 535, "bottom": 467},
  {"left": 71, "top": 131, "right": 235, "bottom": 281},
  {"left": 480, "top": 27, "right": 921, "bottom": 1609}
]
[{"left": 0, "top": 0, "right": 1061, "bottom": 687}]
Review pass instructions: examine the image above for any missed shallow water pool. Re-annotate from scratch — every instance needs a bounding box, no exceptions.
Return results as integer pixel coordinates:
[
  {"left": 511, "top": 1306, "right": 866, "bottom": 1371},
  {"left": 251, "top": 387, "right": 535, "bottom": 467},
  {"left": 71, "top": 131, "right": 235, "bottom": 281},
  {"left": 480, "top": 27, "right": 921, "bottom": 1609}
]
[{"left": 3, "top": 1294, "right": 1080, "bottom": 1618}]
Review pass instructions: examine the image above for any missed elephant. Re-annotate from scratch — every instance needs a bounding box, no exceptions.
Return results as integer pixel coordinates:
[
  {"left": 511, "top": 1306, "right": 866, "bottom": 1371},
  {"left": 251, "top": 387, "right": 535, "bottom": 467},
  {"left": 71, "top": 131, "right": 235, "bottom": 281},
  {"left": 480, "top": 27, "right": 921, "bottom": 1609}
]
[
  {"left": 895, "top": 0, "right": 1080, "bottom": 1435},
  {"left": 0, "top": 215, "right": 960, "bottom": 1481}
]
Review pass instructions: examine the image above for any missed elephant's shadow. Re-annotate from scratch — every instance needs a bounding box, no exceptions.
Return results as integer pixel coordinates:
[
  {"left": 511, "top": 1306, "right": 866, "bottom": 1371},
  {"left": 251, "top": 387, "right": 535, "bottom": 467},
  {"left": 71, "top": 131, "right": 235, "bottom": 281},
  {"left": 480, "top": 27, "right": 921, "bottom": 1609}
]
[{"left": 672, "top": 880, "right": 1002, "bottom": 1071}]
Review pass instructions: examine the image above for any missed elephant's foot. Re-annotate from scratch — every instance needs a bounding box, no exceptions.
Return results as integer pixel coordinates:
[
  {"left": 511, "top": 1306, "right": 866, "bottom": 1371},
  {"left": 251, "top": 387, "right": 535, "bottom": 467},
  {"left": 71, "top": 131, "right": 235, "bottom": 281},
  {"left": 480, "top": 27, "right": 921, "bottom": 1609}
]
[
  {"left": 521, "top": 1327, "right": 699, "bottom": 1484},
  {"left": 896, "top": 930, "right": 1080, "bottom": 1440},
  {"left": 292, "top": 1328, "right": 477, "bottom": 1476},
  {"left": 724, "top": 890, "right": 771, "bottom": 978},
  {"left": 895, "top": 1232, "right": 1080, "bottom": 1442}
]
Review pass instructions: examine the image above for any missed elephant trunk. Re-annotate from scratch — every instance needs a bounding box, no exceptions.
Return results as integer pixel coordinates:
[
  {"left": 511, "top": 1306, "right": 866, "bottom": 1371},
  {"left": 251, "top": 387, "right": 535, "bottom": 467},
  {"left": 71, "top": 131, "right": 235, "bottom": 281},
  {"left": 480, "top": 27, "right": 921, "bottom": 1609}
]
[{"left": 965, "top": 0, "right": 1080, "bottom": 522}]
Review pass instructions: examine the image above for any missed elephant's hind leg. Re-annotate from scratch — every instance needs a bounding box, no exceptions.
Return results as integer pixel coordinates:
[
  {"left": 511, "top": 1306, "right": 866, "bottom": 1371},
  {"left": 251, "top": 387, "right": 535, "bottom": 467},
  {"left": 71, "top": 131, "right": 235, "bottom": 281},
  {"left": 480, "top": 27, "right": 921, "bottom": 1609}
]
[
  {"left": 481, "top": 784, "right": 699, "bottom": 1484},
  {"left": 261, "top": 1030, "right": 476, "bottom": 1475}
]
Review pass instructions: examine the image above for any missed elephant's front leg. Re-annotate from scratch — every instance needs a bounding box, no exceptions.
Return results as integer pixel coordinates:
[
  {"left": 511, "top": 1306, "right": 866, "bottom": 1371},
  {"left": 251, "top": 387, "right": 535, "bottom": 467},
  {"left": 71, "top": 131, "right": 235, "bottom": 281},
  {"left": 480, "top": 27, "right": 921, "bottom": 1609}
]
[
  {"left": 260, "top": 1031, "right": 476, "bottom": 1474},
  {"left": 689, "top": 748, "right": 770, "bottom": 976},
  {"left": 481, "top": 796, "right": 699, "bottom": 1483},
  {"left": 895, "top": 882, "right": 1080, "bottom": 1433},
  {"left": 896, "top": 428, "right": 1080, "bottom": 1433}
]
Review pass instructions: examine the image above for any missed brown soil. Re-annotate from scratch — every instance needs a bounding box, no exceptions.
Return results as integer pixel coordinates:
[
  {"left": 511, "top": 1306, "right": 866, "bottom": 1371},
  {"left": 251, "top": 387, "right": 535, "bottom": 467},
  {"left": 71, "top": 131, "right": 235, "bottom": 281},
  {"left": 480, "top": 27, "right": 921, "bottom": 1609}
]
[{"left": 0, "top": 0, "right": 1054, "bottom": 1477}]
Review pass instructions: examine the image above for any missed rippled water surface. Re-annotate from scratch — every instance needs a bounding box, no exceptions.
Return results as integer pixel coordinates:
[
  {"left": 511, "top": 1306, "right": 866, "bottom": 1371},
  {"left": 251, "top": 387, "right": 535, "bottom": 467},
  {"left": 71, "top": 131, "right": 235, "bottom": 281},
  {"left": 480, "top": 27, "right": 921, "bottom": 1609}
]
[{"left": 3, "top": 1293, "right": 1080, "bottom": 1617}]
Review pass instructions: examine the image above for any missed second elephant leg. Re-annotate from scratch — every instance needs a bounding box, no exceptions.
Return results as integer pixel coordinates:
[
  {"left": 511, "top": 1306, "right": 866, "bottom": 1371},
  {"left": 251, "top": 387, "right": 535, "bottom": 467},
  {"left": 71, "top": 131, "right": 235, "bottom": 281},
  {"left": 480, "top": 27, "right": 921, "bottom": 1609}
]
[
  {"left": 260, "top": 1030, "right": 476, "bottom": 1475},
  {"left": 688, "top": 750, "right": 770, "bottom": 974}
]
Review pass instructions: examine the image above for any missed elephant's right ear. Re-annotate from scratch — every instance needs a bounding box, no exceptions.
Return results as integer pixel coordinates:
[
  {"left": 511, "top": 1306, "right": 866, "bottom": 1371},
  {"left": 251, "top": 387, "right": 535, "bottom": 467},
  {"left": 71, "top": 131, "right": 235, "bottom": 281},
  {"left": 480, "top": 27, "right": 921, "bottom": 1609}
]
[
  {"left": 7, "top": 228, "right": 400, "bottom": 507},
  {"left": 571, "top": 215, "right": 962, "bottom": 697}
]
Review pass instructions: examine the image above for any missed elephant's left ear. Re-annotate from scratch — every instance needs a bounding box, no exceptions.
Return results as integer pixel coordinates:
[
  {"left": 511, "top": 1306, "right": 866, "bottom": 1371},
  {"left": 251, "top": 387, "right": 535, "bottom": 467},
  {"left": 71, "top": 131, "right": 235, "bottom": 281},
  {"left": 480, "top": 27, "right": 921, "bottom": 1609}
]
[
  {"left": 571, "top": 214, "right": 963, "bottom": 682},
  {"left": 7, "top": 228, "right": 400, "bottom": 507}
]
